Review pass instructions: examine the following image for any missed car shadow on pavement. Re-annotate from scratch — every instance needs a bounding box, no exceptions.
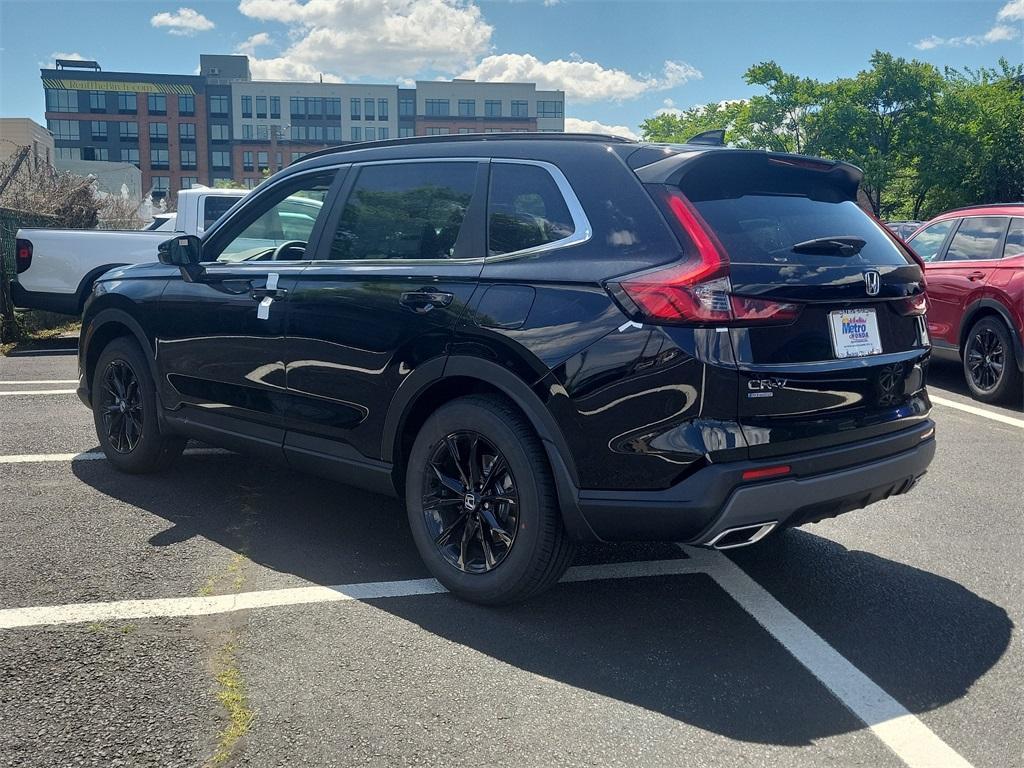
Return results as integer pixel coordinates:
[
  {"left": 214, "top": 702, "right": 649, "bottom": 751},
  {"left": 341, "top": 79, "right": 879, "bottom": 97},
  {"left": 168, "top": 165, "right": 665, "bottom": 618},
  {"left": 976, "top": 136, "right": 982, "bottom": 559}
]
[{"left": 74, "top": 454, "right": 1012, "bottom": 747}]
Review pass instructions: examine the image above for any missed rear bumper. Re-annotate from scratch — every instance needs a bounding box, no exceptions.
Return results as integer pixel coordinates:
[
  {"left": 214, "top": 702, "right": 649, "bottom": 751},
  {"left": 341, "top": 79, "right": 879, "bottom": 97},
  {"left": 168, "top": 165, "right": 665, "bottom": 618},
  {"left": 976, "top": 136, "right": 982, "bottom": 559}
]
[
  {"left": 572, "top": 419, "right": 935, "bottom": 544},
  {"left": 10, "top": 282, "right": 79, "bottom": 315}
]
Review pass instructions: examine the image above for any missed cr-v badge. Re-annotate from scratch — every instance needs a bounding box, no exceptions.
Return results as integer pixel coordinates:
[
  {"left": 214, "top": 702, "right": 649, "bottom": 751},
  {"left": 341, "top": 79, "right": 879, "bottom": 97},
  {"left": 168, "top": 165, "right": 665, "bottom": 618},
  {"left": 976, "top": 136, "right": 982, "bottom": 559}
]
[
  {"left": 748, "top": 378, "right": 788, "bottom": 398},
  {"left": 863, "top": 270, "right": 881, "bottom": 296}
]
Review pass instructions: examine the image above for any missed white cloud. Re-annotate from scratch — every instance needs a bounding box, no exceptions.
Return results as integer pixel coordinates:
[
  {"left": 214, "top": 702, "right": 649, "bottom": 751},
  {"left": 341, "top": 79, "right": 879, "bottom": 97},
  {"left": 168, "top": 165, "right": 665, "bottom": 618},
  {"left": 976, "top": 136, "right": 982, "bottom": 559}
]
[
  {"left": 564, "top": 117, "right": 639, "bottom": 141},
  {"left": 234, "top": 32, "right": 272, "bottom": 56},
  {"left": 913, "top": 0, "right": 1022, "bottom": 48},
  {"left": 150, "top": 7, "right": 215, "bottom": 36},
  {"left": 997, "top": 0, "right": 1024, "bottom": 21},
  {"left": 460, "top": 54, "right": 701, "bottom": 103},
  {"left": 49, "top": 51, "right": 90, "bottom": 63},
  {"left": 237, "top": 0, "right": 492, "bottom": 80}
]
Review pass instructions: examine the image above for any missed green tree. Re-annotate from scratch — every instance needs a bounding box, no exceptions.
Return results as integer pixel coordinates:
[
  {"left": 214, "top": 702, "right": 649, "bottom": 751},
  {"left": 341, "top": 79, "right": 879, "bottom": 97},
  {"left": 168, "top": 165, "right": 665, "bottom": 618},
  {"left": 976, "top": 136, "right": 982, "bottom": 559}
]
[
  {"left": 640, "top": 100, "right": 746, "bottom": 144},
  {"left": 739, "top": 61, "right": 819, "bottom": 153}
]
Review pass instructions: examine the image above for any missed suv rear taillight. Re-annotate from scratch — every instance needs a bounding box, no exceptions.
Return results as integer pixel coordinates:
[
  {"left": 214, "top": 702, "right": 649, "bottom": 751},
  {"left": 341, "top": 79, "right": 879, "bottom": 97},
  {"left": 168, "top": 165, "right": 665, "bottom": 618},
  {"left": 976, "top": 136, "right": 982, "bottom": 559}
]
[
  {"left": 607, "top": 189, "right": 800, "bottom": 326},
  {"left": 15, "top": 238, "right": 32, "bottom": 274}
]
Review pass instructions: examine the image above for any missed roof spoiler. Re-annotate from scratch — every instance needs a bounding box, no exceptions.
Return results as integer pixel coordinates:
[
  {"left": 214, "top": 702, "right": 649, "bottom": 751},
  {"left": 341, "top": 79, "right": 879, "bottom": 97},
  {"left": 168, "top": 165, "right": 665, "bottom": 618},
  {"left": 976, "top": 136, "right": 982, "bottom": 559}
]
[{"left": 686, "top": 129, "right": 726, "bottom": 146}]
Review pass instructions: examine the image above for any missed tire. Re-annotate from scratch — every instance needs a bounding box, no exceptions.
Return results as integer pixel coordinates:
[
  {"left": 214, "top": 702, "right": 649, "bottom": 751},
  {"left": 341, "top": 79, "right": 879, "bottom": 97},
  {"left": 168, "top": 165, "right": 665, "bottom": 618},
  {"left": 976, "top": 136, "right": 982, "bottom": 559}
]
[
  {"left": 92, "top": 337, "right": 186, "bottom": 473},
  {"left": 405, "top": 395, "right": 575, "bottom": 605},
  {"left": 962, "top": 317, "right": 1023, "bottom": 405}
]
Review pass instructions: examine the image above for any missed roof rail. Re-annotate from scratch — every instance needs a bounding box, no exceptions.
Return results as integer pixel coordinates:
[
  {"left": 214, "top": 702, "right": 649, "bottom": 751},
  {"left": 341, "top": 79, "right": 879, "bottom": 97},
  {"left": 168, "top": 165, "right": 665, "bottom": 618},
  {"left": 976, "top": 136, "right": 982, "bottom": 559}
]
[
  {"left": 295, "top": 131, "right": 636, "bottom": 163},
  {"left": 943, "top": 202, "right": 1024, "bottom": 213}
]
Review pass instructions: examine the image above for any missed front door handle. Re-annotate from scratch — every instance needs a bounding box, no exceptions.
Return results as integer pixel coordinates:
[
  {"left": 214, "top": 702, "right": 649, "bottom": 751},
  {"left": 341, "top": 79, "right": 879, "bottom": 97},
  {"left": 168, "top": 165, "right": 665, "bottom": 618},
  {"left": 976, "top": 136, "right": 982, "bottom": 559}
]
[
  {"left": 251, "top": 287, "right": 288, "bottom": 300},
  {"left": 400, "top": 290, "right": 454, "bottom": 313},
  {"left": 966, "top": 271, "right": 986, "bottom": 281}
]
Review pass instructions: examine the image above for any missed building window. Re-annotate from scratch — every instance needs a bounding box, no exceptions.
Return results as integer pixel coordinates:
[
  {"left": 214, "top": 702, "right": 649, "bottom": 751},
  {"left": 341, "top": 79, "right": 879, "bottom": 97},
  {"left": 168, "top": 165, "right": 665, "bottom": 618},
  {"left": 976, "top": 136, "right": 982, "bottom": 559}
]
[
  {"left": 426, "top": 127, "right": 450, "bottom": 135},
  {"left": 240, "top": 124, "right": 253, "bottom": 140},
  {"left": 325, "top": 125, "right": 341, "bottom": 142},
  {"left": 124, "top": 148, "right": 139, "bottom": 164},
  {"left": 89, "top": 91, "right": 106, "bottom": 112},
  {"left": 212, "top": 151, "right": 231, "bottom": 169},
  {"left": 378, "top": 98, "right": 389, "bottom": 120},
  {"left": 270, "top": 96, "right": 281, "bottom": 119},
  {"left": 55, "top": 146, "right": 81, "bottom": 160},
  {"left": 180, "top": 149, "right": 197, "bottom": 170},
  {"left": 351, "top": 127, "right": 362, "bottom": 141},
  {"left": 182, "top": 176, "right": 199, "bottom": 189},
  {"left": 255, "top": 96, "right": 266, "bottom": 118},
  {"left": 378, "top": 127, "right": 389, "bottom": 140},
  {"left": 308, "top": 98, "right": 323, "bottom": 117},
  {"left": 152, "top": 176, "right": 170, "bottom": 196},
  {"left": 325, "top": 98, "right": 340, "bottom": 117},
  {"left": 291, "top": 152, "right": 306, "bottom": 163},
  {"left": 178, "top": 94, "right": 195, "bottom": 115},
  {"left": 257, "top": 124, "right": 270, "bottom": 140},
  {"left": 399, "top": 97, "right": 414, "bottom": 118},
  {"left": 46, "top": 89, "right": 78, "bottom": 112},
  {"left": 458, "top": 99, "right": 476, "bottom": 117},
  {"left": 243, "top": 151, "right": 254, "bottom": 171},
  {"left": 350, "top": 98, "right": 360, "bottom": 120},
  {"left": 150, "top": 148, "right": 169, "bottom": 169},
  {"left": 365, "top": 127, "right": 375, "bottom": 141},
  {"left": 425, "top": 99, "right": 449, "bottom": 117},
  {"left": 291, "top": 96, "right": 305, "bottom": 118},
  {"left": 241, "top": 95, "right": 252, "bottom": 118},
  {"left": 82, "top": 147, "right": 109, "bottom": 161},
  {"left": 275, "top": 152, "right": 282, "bottom": 169},
  {"left": 458, "top": 128, "right": 471, "bottom": 134},
  {"left": 91, "top": 121, "right": 108, "bottom": 141},
  {"left": 147, "top": 93, "right": 166, "bottom": 114},
  {"left": 149, "top": 122, "right": 168, "bottom": 142},
  {"left": 179, "top": 123, "right": 196, "bottom": 142},
  {"left": 290, "top": 125, "right": 303, "bottom": 141},
  {"left": 484, "top": 128, "right": 501, "bottom": 133},
  {"left": 511, "top": 100, "right": 529, "bottom": 118},
  {"left": 209, "top": 95, "right": 229, "bottom": 115},
  {"left": 399, "top": 127, "right": 414, "bottom": 138},
  {"left": 47, "top": 119, "right": 79, "bottom": 141},
  {"left": 364, "top": 98, "right": 375, "bottom": 120},
  {"left": 243, "top": 177, "right": 259, "bottom": 189},
  {"left": 485, "top": 100, "right": 502, "bottom": 118},
  {"left": 257, "top": 151, "right": 269, "bottom": 170},
  {"left": 117, "top": 93, "right": 137, "bottom": 113},
  {"left": 119, "top": 121, "right": 139, "bottom": 140},
  {"left": 210, "top": 124, "right": 230, "bottom": 141},
  {"left": 537, "top": 100, "right": 563, "bottom": 118}
]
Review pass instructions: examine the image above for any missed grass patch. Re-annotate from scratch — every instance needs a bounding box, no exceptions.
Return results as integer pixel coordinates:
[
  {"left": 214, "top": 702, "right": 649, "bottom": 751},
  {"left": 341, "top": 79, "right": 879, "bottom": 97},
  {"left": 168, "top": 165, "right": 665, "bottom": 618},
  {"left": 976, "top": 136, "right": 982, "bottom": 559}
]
[
  {"left": 0, "top": 309, "right": 80, "bottom": 355},
  {"left": 206, "top": 641, "right": 255, "bottom": 767}
]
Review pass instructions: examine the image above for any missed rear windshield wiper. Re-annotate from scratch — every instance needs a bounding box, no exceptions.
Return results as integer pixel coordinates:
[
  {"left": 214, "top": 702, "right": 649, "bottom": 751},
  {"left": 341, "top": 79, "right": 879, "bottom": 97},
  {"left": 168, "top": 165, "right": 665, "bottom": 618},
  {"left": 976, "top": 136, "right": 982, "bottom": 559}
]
[{"left": 791, "top": 236, "right": 867, "bottom": 256}]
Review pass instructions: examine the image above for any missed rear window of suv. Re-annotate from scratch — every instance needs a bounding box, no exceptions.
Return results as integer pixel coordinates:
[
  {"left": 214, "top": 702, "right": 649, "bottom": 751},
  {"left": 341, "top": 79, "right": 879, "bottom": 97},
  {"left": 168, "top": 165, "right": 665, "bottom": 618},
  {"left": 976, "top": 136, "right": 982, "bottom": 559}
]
[{"left": 691, "top": 195, "right": 912, "bottom": 267}]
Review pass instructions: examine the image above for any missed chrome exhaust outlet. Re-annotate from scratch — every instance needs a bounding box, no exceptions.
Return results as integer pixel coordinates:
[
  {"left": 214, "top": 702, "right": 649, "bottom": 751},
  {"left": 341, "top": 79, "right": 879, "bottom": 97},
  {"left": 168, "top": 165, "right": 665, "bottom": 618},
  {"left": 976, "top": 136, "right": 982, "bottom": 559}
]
[{"left": 705, "top": 522, "right": 778, "bottom": 550}]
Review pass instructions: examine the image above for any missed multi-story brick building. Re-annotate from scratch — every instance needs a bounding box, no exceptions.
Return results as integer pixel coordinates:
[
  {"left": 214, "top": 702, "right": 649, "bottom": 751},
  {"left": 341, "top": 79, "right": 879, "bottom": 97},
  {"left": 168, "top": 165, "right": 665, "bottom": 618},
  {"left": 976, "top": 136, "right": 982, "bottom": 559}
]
[{"left": 39, "top": 54, "right": 566, "bottom": 202}]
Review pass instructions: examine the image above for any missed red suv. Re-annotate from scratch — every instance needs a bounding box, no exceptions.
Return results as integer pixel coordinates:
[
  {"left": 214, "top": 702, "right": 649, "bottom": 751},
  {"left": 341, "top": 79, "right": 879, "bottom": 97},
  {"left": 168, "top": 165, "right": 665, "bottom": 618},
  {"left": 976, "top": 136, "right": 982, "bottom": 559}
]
[{"left": 907, "top": 204, "right": 1024, "bottom": 404}]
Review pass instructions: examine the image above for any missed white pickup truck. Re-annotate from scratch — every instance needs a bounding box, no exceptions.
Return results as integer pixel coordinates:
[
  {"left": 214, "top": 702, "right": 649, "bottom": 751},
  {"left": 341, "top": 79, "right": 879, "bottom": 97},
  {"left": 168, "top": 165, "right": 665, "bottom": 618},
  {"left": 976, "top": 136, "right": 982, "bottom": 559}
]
[{"left": 13, "top": 187, "right": 248, "bottom": 315}]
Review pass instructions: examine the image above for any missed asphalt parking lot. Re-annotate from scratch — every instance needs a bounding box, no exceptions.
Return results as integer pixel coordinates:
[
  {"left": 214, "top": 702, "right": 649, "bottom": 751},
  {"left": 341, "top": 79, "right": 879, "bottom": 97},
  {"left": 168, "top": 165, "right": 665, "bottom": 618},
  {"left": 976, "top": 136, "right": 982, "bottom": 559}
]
[{"left": 1, "top": 346, "right": 1021, "bottom": 768}]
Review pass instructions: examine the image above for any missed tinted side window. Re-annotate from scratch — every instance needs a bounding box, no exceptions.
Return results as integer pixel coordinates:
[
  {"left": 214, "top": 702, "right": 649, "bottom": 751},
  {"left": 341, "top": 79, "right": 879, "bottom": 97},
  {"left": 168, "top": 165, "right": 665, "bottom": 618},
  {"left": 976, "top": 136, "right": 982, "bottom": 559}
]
[
  {"left": 907, "top": 219, "right": 954, "bottom": 262},
  {"left": 330, "top": 162, "right": 477, "bottom": 260},
  {"left": 203, "top": 195, "right": 241, "bottom": 230},
  {"left": 488, "top": 163, "right": 574, "bottom": 255},
  {"left": 944, "top": 217, "right": 1007, "bottom": 261},
  {"left": 1003, "top": 217, "right": 1024, "bottom": 259}
]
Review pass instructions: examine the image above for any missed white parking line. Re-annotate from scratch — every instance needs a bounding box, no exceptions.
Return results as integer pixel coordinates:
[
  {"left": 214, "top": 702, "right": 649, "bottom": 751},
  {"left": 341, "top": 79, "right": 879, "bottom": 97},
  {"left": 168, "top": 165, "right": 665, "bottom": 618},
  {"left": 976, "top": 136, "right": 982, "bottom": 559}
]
[
  {"left": 930, "top": 394, "right": 1024, "bottom": 430},
  {"left": 0, "top": 558, "right": 704, "bottom": 629},
  {"left": 0, "top": 447, "right": 232, "bottom": 464},
  {"left": 0, "top": 379, "right": 79, "bottom": 385},
  {"left": 682, "top": 546, "right": 973, "bottom": 768},
  {"left": 0, "top": 389, "right": 77, "bottom": 396}
]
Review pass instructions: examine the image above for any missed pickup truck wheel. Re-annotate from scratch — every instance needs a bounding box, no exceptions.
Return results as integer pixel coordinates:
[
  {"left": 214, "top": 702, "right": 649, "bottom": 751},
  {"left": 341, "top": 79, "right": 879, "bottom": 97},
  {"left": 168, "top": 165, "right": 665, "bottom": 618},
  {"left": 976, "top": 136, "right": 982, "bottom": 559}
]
[
  {"left": 405, "top": 395, "right": 575, "bottom": 605},
  {"left": 92, "top": 337, "right": 185, "bottom": 473},
  {"left": 963, "top": 317, "right": 1022, "bottom": 405}
]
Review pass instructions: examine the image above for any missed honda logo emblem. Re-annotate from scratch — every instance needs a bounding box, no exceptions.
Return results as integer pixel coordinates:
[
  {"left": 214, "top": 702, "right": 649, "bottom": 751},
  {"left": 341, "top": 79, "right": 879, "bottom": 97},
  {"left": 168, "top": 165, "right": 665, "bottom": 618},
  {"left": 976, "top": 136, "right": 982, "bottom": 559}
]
[{"left": 863, "top": 270, "right": 881, "bottom": 296}]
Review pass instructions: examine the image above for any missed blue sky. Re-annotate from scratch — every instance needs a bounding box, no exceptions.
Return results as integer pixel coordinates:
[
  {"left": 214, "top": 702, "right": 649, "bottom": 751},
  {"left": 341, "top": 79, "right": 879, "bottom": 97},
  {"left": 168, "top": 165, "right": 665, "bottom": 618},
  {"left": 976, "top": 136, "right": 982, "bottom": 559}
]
[{"left": 1, "top": 0, "right": 1021, "bottom": 137}]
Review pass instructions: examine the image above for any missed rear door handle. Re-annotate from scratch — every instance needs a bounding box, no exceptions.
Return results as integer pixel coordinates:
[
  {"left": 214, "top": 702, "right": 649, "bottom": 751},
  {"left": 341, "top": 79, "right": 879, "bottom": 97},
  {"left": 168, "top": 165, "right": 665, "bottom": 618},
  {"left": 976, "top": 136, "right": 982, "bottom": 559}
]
[
  {"left": 966, "top": 271, "right": 986, "bottom": 281},
  {"left": 400, "top": 290, "right": 454, "bottom": 313}
]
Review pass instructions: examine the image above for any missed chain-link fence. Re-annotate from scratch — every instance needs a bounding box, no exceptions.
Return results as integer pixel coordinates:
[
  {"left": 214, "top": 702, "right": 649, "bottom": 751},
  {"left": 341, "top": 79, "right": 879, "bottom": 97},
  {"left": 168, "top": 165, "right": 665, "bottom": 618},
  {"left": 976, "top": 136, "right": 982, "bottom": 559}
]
[{"left": 0, "top": 207, "right": 61, "bottom": 342}]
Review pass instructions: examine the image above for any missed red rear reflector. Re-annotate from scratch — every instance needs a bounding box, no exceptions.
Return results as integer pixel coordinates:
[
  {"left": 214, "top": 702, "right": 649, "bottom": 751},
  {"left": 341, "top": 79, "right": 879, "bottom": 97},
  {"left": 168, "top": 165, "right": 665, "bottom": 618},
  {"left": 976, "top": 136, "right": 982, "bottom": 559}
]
[
  {"left": 15, "top": 238, "right": 33, "bottom": 274},
  {"left": 742, "top": 465, "right": 791, "bottom": 481}
]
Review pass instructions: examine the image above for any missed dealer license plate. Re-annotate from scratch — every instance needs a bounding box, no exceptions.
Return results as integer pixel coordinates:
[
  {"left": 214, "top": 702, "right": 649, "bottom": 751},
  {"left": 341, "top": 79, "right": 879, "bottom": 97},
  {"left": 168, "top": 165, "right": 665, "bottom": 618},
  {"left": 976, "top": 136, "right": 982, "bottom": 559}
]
[{"left": 828, "top": 308, "right": 883, "bottom": 358}]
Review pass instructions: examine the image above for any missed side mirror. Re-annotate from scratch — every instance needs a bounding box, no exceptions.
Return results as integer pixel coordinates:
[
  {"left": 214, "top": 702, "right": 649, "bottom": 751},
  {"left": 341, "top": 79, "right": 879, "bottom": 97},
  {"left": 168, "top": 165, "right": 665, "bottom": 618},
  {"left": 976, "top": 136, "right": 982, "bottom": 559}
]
[{"left": 158, "top": 235, "right": 205, "bottom": 282}]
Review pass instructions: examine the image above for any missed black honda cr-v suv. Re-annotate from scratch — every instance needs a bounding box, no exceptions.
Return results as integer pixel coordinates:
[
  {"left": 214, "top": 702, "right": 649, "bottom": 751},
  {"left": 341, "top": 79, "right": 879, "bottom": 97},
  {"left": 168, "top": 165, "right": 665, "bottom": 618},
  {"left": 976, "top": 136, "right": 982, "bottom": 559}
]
[{"left": 78, "top": 134, "right": 935, "bottom": 603}]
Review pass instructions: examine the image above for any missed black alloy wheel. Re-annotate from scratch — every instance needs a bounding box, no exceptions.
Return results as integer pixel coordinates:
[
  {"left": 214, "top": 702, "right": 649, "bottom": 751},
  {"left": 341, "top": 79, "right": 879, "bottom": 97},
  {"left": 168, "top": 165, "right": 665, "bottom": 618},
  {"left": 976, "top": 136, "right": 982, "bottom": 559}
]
[
  {"left": 422, "top": 431, "right": 519, "bottom": 574},
  {"left": 965, "top": 325, "right": 1005, "bottom": 393},
  {"left": 99, "top": 359, "right": 144, "bottom": 453}
]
